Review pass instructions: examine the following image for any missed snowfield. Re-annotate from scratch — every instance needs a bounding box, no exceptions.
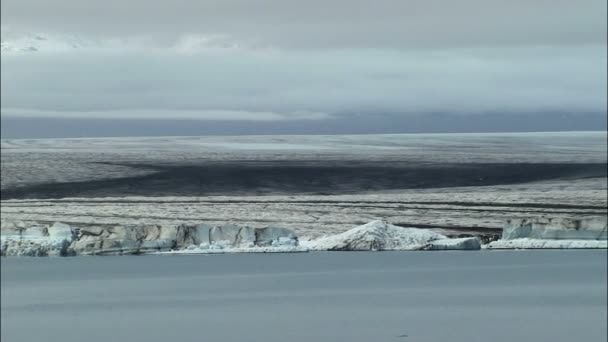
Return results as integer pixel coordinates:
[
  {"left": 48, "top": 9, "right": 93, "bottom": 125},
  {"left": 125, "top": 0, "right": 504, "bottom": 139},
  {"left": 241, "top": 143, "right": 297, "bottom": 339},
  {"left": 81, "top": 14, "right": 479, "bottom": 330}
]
[
  {"left": 1, "top": 132, "right": 606, "bottom": 254},
  {"left": 2, "top": 132, "right": 606, "bottom": 191}
]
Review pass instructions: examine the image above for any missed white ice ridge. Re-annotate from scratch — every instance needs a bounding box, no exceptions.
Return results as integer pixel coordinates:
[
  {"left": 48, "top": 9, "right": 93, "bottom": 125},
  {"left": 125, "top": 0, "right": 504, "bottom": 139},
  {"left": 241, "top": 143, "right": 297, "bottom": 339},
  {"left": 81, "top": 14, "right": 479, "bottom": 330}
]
[{"left": 301, "top": 220, "right": 481, "bottom": 251}]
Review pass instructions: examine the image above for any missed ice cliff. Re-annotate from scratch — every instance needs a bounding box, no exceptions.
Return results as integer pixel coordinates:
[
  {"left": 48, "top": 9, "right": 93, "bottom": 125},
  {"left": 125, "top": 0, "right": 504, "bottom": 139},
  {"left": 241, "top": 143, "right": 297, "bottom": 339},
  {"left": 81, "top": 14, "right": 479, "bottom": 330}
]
[
  {"left": 486, "top": 217, "right": 607, "bottom": 249},
  {"left": 501, "top": 217, "right": 607, "bottom": 240},
  {"left": 0, "top": 222, "right": 300, "bottom": 256},
  {"left": 1, "top": 220, "right": 483, "bottom": 256},
  {"left": 4, "top": 216, "right": 604, "bottom": 256},
  {"left": 0, "top": 222, "right": 74, "bottom": 256}
]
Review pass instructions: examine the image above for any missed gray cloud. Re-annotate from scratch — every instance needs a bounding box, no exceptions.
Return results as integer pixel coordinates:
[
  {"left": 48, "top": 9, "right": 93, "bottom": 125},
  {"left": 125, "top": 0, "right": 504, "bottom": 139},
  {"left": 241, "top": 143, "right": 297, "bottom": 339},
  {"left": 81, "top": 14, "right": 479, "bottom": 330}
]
[
  {"left": 0, "top": 0, "right": 606, "bottom": 136},
  {"left": 1, "top": 45, "right": 606, "bottom": 120},
  {"left": 2, "top": 0, "right": 606, "bottom": 49}
]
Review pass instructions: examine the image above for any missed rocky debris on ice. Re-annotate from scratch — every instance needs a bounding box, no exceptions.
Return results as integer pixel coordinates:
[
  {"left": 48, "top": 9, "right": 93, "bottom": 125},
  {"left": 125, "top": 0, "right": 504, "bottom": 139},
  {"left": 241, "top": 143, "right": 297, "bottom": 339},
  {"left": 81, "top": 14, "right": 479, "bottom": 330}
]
[
  {"left": 302, "top": 220, "right": 481, "bottom": 251},
  {"left": 486, "top": 238, "right": 608, "bottom": 249},
  {"left": 502, "top": 217, "right": 607, "bottom": 240}
]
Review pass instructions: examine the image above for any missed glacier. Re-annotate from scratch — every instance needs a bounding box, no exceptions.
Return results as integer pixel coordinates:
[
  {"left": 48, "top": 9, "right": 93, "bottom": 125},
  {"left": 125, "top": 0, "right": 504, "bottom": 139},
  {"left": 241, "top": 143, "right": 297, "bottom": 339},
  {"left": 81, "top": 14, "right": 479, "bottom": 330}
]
[
  {"left": 3, "top": 216, "right": 607, "bottom": 256},
  {"left": 1, "top": 220, "right": 485, "bottom": 256}
]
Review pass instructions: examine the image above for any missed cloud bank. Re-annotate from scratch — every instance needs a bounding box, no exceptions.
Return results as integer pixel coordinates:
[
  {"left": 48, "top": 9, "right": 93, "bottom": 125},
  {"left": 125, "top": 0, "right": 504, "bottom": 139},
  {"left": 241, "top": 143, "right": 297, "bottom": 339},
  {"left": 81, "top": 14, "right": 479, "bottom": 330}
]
[
  {"left": 0, "top": 0, "right": 606, "bottom": 134},
  {"left": 2, "top": 0, "right": 606, "bottom": 48},
  {"left": 1, "top": 45, "right": 606, "bottom": 120}
]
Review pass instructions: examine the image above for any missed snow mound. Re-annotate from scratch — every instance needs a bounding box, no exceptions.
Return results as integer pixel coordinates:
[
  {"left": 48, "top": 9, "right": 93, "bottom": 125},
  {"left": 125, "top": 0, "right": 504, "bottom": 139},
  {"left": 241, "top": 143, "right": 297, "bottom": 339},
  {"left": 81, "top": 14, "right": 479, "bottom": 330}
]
[
  {"left": 486, "top": 238, "right": 607, "bottom": 249},
  {"left": 303, "top": 220, "right": 449, "bottom": 251}
]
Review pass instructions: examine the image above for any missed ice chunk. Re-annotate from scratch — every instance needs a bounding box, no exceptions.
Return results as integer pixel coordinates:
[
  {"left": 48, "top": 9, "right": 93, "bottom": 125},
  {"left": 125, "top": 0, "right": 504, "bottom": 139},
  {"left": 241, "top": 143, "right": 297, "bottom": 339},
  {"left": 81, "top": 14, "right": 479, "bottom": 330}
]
[
  {"left": 22, "top": 226, "right": 47, "bottom": 239},
  {"left": 48, "top": 222, "right": 73, "bottom": 241},
  {"left": 255, "top": 227, "right": 298, "bottom": 247},
  {"left": 425, "top": 237, "right": 481, "bottom": 250},
  {"left": 235, "top": 226, "right": 257, "bottom": 247},
  {"left": 1, "top": 224, "right": 74, "bottom": 257},
  {"left": 191, "top": 224, "right": 211, "bottom": 245},
  {"left": 158, "top": 245, "right": 309, "bottom": 255},
  {"left": 210, "top": 225, "right": 238, "bottom": 244},
  {"left": 209, "top": 240, "right": 232, "bottom": 249},
  {"left": 486, "top": 238, "right": 607, "bottom": 249},
  {"left": 272, "top": 236, "right": 298, "bottom": 247}
]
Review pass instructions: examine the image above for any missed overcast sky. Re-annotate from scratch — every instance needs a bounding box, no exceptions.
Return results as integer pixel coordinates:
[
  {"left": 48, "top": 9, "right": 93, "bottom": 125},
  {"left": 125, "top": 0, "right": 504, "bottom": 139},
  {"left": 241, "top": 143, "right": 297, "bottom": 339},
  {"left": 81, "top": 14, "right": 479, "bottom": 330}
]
[{"left": 1, "top": 0, "right": 606, "bottom": 137}]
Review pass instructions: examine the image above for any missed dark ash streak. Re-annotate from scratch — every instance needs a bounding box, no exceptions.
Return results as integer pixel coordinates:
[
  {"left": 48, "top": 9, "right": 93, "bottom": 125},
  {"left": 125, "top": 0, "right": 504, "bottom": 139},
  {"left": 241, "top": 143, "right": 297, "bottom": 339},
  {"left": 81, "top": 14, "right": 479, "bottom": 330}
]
[{"left": 1, "top": 161, "right": 605, "bottom": 200}]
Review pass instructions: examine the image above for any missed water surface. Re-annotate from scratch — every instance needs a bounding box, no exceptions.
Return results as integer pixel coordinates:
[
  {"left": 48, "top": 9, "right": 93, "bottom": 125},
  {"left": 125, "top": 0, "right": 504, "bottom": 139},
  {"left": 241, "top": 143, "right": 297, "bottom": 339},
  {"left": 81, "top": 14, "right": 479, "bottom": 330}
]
[{"left": 2, "top": 251, "right": 607, "bottom": 342}]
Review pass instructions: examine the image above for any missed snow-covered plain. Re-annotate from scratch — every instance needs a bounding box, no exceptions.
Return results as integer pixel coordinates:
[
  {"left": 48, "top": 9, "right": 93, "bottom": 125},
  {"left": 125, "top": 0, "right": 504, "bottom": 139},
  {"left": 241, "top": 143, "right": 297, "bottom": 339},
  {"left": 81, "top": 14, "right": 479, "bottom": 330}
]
[
  {"left": 2, "top": 179, "right": 605, "bottom": 242},
  {"left": 1, "top": 132, "right": 606, "bottom": 251},
  {"left": 2, "top": 132, "right": 606, "bottom": 190}
]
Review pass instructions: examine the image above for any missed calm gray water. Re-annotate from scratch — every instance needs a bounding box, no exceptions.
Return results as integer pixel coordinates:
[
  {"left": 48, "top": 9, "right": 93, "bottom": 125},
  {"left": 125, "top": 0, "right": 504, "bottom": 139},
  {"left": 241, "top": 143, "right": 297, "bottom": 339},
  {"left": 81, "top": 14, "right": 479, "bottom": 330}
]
[{"left": 2, "top": 251, "right": 607, "bottom": 342}]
